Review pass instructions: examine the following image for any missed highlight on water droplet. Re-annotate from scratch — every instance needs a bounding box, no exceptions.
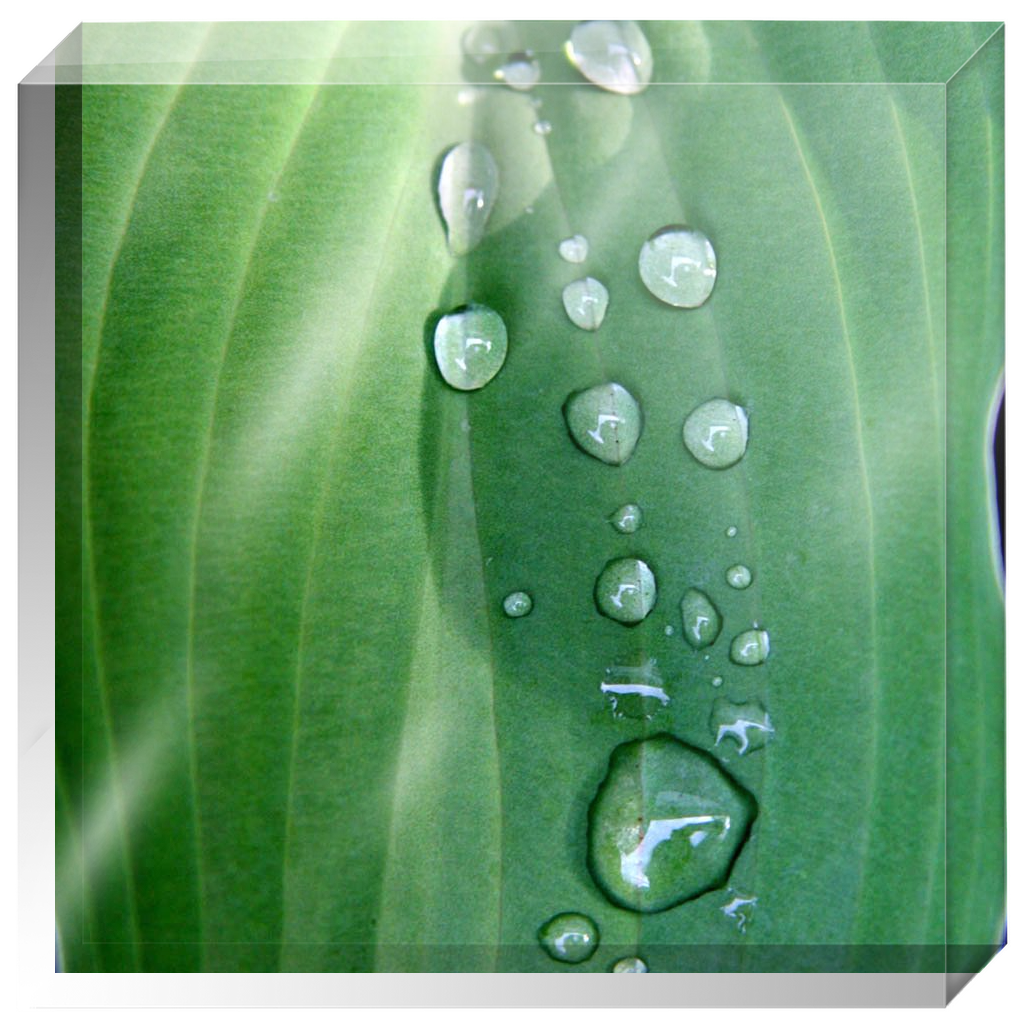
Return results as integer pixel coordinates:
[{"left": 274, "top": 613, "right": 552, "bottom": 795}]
[
  {"left": 533, "top": 119, "right": 553, "bottom": 136},
  {"left": 502, "top": 591, "right": 533, "bottom": 618},
  {"left": 562, "top": 276, "right": 609, "bottom": 331},
  {"left": 664, "top": 625, "right": 674, "bottom": 637},
  {"left": 711, "top": 676, "right": 723, "bottom": 688},
  {"left": 587, "top": 734, "right": 758, "bottom": 912},
  {"left": 461, "top": 21, "right": 515, "bottom": 65},
  {"left": 565, "top": 20, "right": 653, "bottom": 95},
  {"left": 683, "top": 399, "right": 749, "bottom": 469},
  {"left": 721, "top": 890, "right": 758, "bottom": 933},
  {"left": 559, "top": 234, "right": 589, "bottom": 263},
  {"left": 601, "top": 657, "right": 668, "bottom": 719},
  {"left": 432, "top": 303, "right": 508, "bottom": 391},
  {"left": 611, "top": 956, "right": 648, "bottom": 973},
  {"left": 537, "top": 912, "right": 599, "bottom": 963},
  {"left": 595, "top": 557, "right": 657, "bottom": 625},
  {"left": 730, "top": 628, "right": 770, "bottom": 666},
  {"left": 610, "top": 502, "right": 642, "bottom": 534},
  {"left": 494, "top": 51, "right": 540, "bottom": 91},
  {"left": 726, "top": 526, "right": 738, "bottom": 538},
  {"left": 563, "top": 382, "right": 643, "bottom": 465},
  {"left": 680, "top": 588, "right": 721, "bottom": 650},
  {"left": 638, "top": 225, "right": 717, "bottom": 308},
  {"left": 437, "top": 142, "right": 499, "bottom": 257},
  {"left": 726, "top": 564, "right": 752, "bottom": 590},
  {"left": 711, "top": 698, "right": 774, "bottom": 756}
]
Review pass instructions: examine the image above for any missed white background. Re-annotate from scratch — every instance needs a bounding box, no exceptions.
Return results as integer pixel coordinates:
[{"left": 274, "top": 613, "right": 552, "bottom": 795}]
[{"left": 2, "top": 1, "right": 1017, "bottom": 1021}]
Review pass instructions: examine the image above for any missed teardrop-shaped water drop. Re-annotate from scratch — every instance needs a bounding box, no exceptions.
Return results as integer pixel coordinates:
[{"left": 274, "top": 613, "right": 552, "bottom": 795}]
[
  {"left": 587, "top": 734, "right": 758, "bottom": 913},
  {"left": 502, "top": 591, "right": 533, "bottom": 618},
  {"left": 725, "top": 564, "right": 752, "bottom": 589},
  {"left": 683, "top": 399, "right": 749, "bottom": 469},
  {"left": 594, "top": 557, "right": 656, "bottom": 625},
  {"left": 639, "top": 225, "right": 718, "bottom": 308},
  {"left": 437, "top": 142, "right": 499, "bottom": 257},
  {"left": 537, "top": 912, "right": 599, "bottom": 963},
  {"left": 610, "top": 502, "right": 642, "bottom": 534},
  {"left": 566, "top": 20, "right": 653, "bottom": 95},
  {"left": 562, "top": 276, "right": 609, "bottom": 331},
  {"left": 680, "top": 588, "right": 721, "bottom": 650},
  {"left": 563, "top": 382, "right": 642, "bottom": 465},
  {"left": 730, "top": 628, "right": 770, "bottom": 666},
  {"left": 711, "top": 698, "right": 774, "bottom": 756},
  {"left": 495, "top": 51, "right": 541, "bottom": 91},
  {"left": 611, "top": 956, "right": 648, "bottom": 973},
  {"left": 432, "top": 303, "right": 508, "bottom": 391}
]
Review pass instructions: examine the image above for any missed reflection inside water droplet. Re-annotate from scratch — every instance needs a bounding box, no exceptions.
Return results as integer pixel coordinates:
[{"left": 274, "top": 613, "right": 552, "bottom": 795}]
[
  {"left": 729, "top": 628, "right": 770, "bottom": 666},
  {"left": 726, "top": 564, "right": 752, "bottom": 589},
  {"left": 563, "top": 382, "right": 643, "bottom": 465},
  {"left": 537, "top": 912, "right": 599, "bottom": 963},
  {"left": 437, "top": 142, "right": 499, "bottom": 257},
  {"left": 611, "top": 956, "right": 648, "bottom": 972},
  {"left": 559, "top": 234, "right": 589, "bottom": 263},
  {"left": 601, "top": 657, "right": 669, "bottom": 719},
  {"left": 680, "top": 588, "right": 721, "bottom": 649},
  {"left": 502, "top": 591, "right": 533, "bottom": 618},
  {"left": 683, "top": 399, "right": 749, "bottom": 469},
  {"left": 595, "top": 557, "right": 657, "bottom": 624},
  {"left": 638, "top": 225, "right": 717, "bottom": 308},
  {"left": 432, "top": 303, "right": 508, "bottom": 391},
  {"left": 495, "top": 51, "right": 541, "bottom": 91},
  {"left": 711, "top": 698, "right": 774, "bottom": 755},
  {"left": 610, "top": 502, "right": 642, "bottom": 534},
  {"left": 563, "top": 276, "right": 609, "bottom": 331},
  {"left": 565, "top": 20, "right": 653, "bottom": 95}
]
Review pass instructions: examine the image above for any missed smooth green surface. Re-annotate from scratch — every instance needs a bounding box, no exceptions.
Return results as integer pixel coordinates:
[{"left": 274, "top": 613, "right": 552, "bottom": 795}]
[{"left": 56, "top": 20, "right": 1004, "bottom": 973}]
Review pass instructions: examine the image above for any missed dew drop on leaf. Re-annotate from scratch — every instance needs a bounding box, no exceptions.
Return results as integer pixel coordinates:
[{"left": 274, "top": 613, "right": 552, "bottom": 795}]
[
  {"left": 432, "top": 303, "right": 508, "bottom": 391},
  {"left": 711, "top": 698, "right": 774, "bottom": 755},
  {"left": 461, "top": 22, "right": 515, "bottom": 65},
  {"left": 729, "top": 628, "right": 770, "bottom": 666},
  {"left": 638, "top": 225, "right": 717, "bottom": 308},
  {"left": 566, "top": 20, "right": 653, "bottom": 96},
  {"left": 601, "top": 657, "right": 668, "bottom": 719},
  {"left": 502, "top": 591, "right": 533, "bottom": 618},
  {"left": 559, "top": 234, "right": 589, "bottom": 263},
  {"left": 532, "top": 119, "right": 553, "bottom": 136},
  {"left": 437, "top": 141, "right": 499, "bottom": 256},
  {"left": 726, "top": 525, "right": 738, "bottom": 538},
  {"left": 680, "top": 588, "right": 721, "bottom": 649},
  {"left": 595, "top": 557, "right": 657, "bottom": 625},
  {"left": 495, "top": 52, "right": 541, "bottom": 91},
  {"left": 562, "top": 276, "right": 609, "bottom": 331},
  {"left": 563, "top": 382, "right": 642, "bottom": 465},
  {"left": 725, "top": 564, "right": 753, "bottom": 589},
  {"left": 611, "top": 956, "right": 648, "bottom": 972},
  {"left": 683, "top": 398, "right": 749, "bottom": 469},
  {"left": 610, "top": 502, "right": 642, "bottom": 534},
  {"left": 537, "top": 912, "right": 599, "bottom": 963},
  {"left": 587, "top": 734, "right": 757, "bottom": 912}
]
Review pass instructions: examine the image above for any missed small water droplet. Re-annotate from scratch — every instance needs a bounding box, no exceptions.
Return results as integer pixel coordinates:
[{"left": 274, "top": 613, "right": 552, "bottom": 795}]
[
  {"left": 664, "top": 625, "right": 674, "bottom": 637},
  {"left": 502, "top": 591, "right": 533, "bottom": 618},
  {"left": 495, "top": 51, "right": 540, "bottom": 91},
  {"left": 680, "top": 589, "right": 721, "bottom": 649},
  {"left": 461, "top": 22, "right": 514, "bottom": 65},
  {"left": 711, "top": 676, "right": 723, "bottom": 688},
  {"left": 726, "top": 526, "right": 738, "bottom": 538},
  {"left": 725, "top": 564, "right": 752, "bottom": 589},
  {"left": 729, "top": 629, "right": 770, "bottom": 666},
  {"left": 711, "top": 698, "right": 774, "bottom": 756},
  {"left": 437, "top": 142, "right": 499, "bottom": 257},
  {"left": 537, "top": 912, "right": 599, "bottom": 963},
  {"left": 683, "top": 399, "right": 749, "bottom": 469},
  {"left": 562, "top": 276, "right": 609, "bottom": 331},
  {"left": 639, "top": 225, "right": 717, "bottom": 308},
  {"left": 532, "top": 119, "right": 553, "bottom": 136},
  {"left": 721, "top": 891, "right": 758, "bottom": 933},
  {"left": 563, "top": 382, "right": 643, "bottom": 465},
  {"left": 610, "top": 502, "right": 642, "bottom": 534},
  {"left": 559, "top": 234, "right": 589, "bottom": 263},
  {"left": 456, "top": 86, "right": 484, "bottom": 106},
  {"left": 588, "top": 734, "right": 758, "bottom": 912},
  {"left": 611, "top": 956, "right": 648, "bottom": 973},
  {"left": 601, "top": 657, "right": 668, "bottom": 719},
  {"left": 566, "top": 20, "right": 653, "bottom": 95},
  {"left": 595, "top": 557, "right": 656, "bottom": 624},
  {"left": 433, "top": 303, "right": 508, "bottom": 391}
]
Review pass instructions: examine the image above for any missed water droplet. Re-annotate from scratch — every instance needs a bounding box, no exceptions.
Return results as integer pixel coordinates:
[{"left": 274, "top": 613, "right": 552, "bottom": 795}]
[
  {"left": 601, "top": 657, "right": 668, "bottom": 719},
  {"left": 711, "top": 698, "right": 774, "bottom": 756},
  {"left": 532, "top": 119, "right": 553, "bottom": 136},
  {"left": 502, "top": 591, "right": 533, "bottom": 618},
  {"left": 726, "top": 526, "right": 738, "bottom": 538},
  {"left": 638, "top": 225, "right": 717, "bottom": 308},
  {"left": 721, "top": 891, "right": 758, "bottom": 933},
  {"left": 587, "top": 734, "right": 758, "bottom": 912},
  {"left": 611, "top": 956, "right": 648, "bottom": 973},
  {"left": 562, "top": 276, "right": 609, "bottom": 331},
  {"left": 461, "top": 22, "right": 514, "bottom": 65},
  {"left": 566, "top": 21, "right": 653, "bottom": 96},
  {"left": 610, "top": 502, "right": 642, "bottom": 534},
  {"left": 664, "top": 625, "right": 674, "bottom": 637},
  {"left": 559, "top": 234, "right": 589, "bottom": 263},
  {"left": 537, "top": 912, "right": 599, "bottom": 963},
  {"left": 563, "top": 382, "right": 643, "bottom": 465},
  {"left": 433, "top": 304, "right": 508, "bottom": 391},
  {"left": 711, "top": 676, "right": 723, "bottom": 688},
  {"left": 456, "top": 86, "right": 484, "bottom": 107},
  {"left": 683, "top": 399, "right": 749, "bottom": 469},
  {"left": 729, "top": 629, "right": 770, "bottom": 666},
  {"left": 595, "top": 557, "right": 656, "bottom": 625},
  {"left": 725, "top": 564, "right": 752, "bottom": 589},
  {"left": 437, "top": 142, "right": 499, "bottom": 257},
  {"left": 680, "top": 589, "right": 721, "bottom": 650},
  {"left": 495, "top": 51, "right": 540, "bottom": 91}
]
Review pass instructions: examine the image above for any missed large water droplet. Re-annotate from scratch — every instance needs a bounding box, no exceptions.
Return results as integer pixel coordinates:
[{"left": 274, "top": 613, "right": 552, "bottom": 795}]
[
  {"left": 566, "top": 21, "right": 653, "bottom": 95},
  {"left": 563, "top": 382, "right": 643, "bottom": 465},
  {"left": 610, "top": 502, "right": 643, "bottom": 534},
  {"left": 537, "top": 912, "right": 599, "bottom": 963},
  {"left": 680, "top": 588, "right": 721, "bottom": 649},
  {"left": 433, "top": 303, "right": 508, "bottom": 391},
  {"left": 494, "top": 51, "right": 541, "bottom": 91},
  {"left": 601, "top": 657, "right": 668, "bottom": 718},
  {"left": 559, "top": 234, "right": 589, "bottom": 263},
  {"left": 595, "top": 557, "right": 657, "bottom": 625},
  {"left": 502, "top": 591, "right": 533, "bottom": 618},
  {"left": 730, "top": 629, "right": 770, "bottom": 666},
  {"left": 587, "top": 734, "right": 758, "bottom": 912},
  {"left": 638, "top": 225, "right": 717, "bottom": 308},
  {"left": 725, "top": 564, "right": 752, "bottom": 590},
  {"left": 711, "top": 698, "right": 774, "bottom": 756},
  {"left": 683, "top": 399, "right": 749, "bottom": 469},
  {"left": 562, "top": 276, "right": 609, "bottom": 331},
  {"left": 437, "top": 142, "right": 499, "bottom": 257},
  {"left": 611, "top": 956, "right": 648, "bottom": 973}
]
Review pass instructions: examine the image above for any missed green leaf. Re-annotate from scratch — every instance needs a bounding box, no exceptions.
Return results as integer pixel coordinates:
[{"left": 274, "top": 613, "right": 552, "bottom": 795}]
[{"left": 57, "top": 21, "right": 1004, "bottom": 973}]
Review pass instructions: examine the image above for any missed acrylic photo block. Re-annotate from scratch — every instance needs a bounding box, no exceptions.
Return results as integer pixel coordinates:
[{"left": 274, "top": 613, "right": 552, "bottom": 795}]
[{"left": 32, "top": 19, "right": 1004, "bottom": 1006}]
